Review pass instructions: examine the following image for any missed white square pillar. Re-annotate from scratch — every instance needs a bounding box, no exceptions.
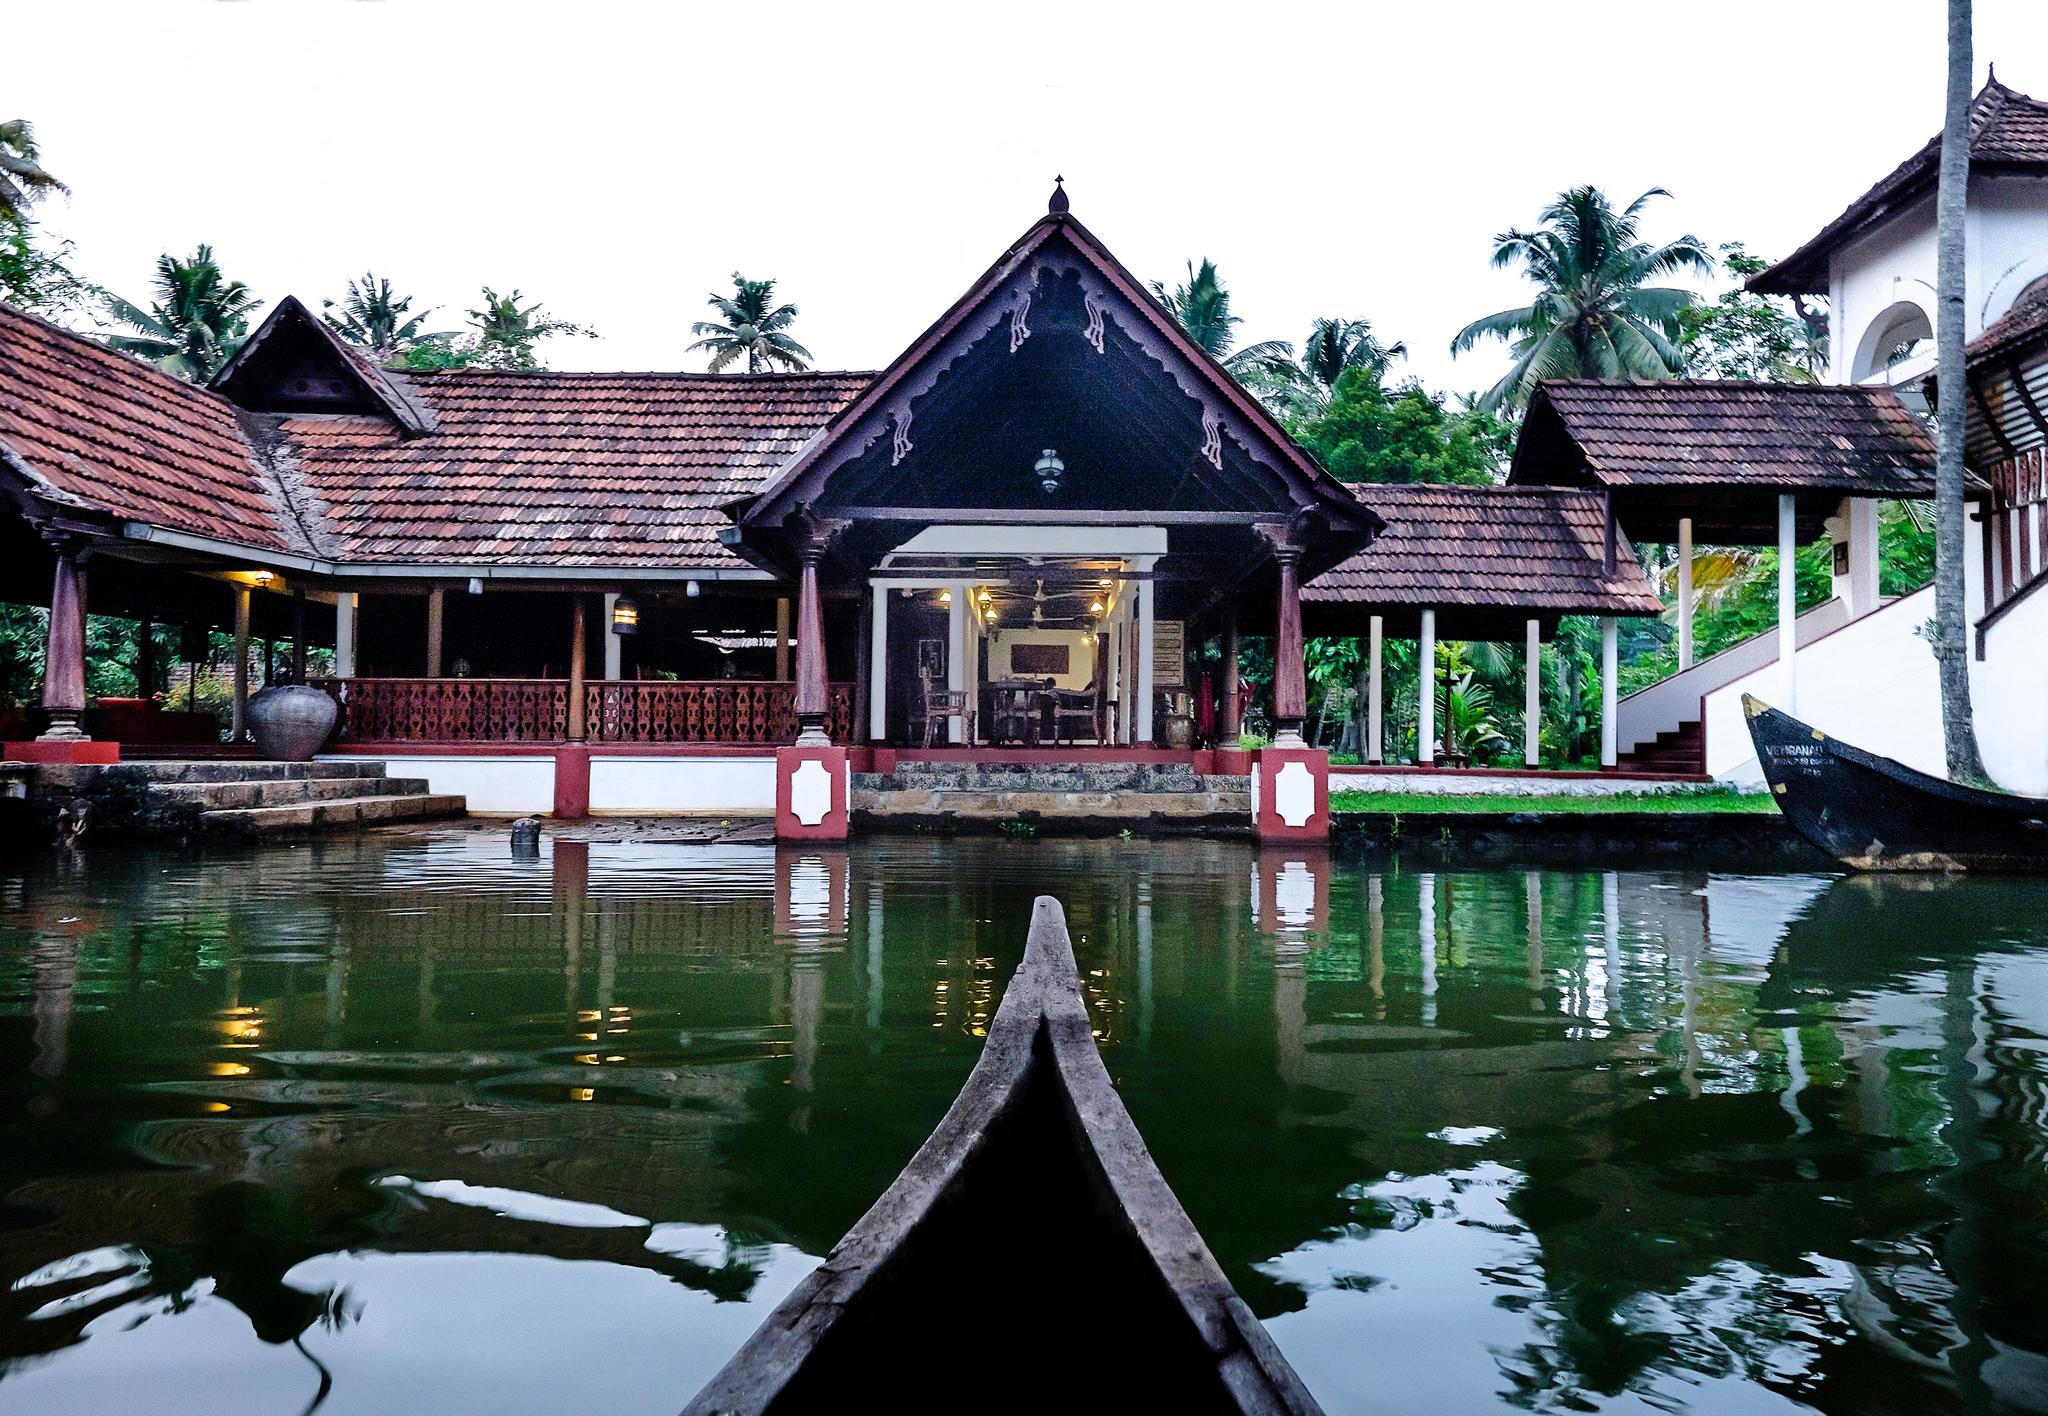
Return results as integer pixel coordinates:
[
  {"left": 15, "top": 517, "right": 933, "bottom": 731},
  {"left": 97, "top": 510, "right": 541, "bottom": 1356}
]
[
  {"left": 1600, "top": 616, "right": 1619, "bottom": 768},
  {"left": 1417, "top": 608, "right": 1436, "bottom": 764},
  {"left": 602, "top": 592, "right": 622, "bottom": 680},
  {"left": 335, "top": 591, "right": 357, "bottom": 678},
  {"left": 947, "top": 584, "right": 966, "bottom": 744},
  {"left": 1676, "top": 516, "right": 1694, "bottom": 670},
  {"left": 869, "top": 582, "right": 888, "bottom": 743},
  {"left": 1524, "top": 617, "right": 1541, "bottom": 768},
  {"left": 1778, "top": 492, "right": 1798, "bottom": 714},
  {"left": 1367, "top": 614, "right": 1384, "bottom": 765},
  {"left": 1135, "top": 575, "right": 1156, "bottom": 746}
]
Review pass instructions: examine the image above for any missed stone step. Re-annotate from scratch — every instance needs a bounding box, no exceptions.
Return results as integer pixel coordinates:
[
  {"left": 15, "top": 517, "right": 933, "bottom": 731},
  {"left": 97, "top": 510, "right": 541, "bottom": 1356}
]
[
  {"left": 853, "top": 787, "right": 1251, "bottom": 822},
  {"left": 202, "top": 792, "right": 466, "bottom": 834},
  {"left": 153, "top": 775, "right": 433, "bottom": 810},
  {"left": 111, "top": 759, "right": 391, "bottom": 785}
]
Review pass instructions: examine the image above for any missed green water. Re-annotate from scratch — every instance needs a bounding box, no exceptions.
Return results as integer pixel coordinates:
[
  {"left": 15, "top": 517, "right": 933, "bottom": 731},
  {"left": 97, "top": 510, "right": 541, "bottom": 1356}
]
[{"left": 4, "top": 835, "right": 2048, "bottom": 1415}]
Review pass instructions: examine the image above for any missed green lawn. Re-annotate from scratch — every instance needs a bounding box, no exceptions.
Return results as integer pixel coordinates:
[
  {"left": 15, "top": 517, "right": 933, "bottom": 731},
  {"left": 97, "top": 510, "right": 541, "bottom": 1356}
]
[{"left": 1330, "top": 788, "right": 1777, "bottom": 815}]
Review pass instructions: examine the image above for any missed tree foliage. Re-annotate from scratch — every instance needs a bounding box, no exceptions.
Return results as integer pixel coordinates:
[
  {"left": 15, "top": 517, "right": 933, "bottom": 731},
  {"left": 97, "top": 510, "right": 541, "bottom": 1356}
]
[
  {"left": 1150, "top": 258, "right": 1292, "bottom": 378},
  {"left": 0, "top": 216, "right": 97, "bottom": 322},
  {"left": 1452, "top": 186, "right": 1713, "bottom": 412},
  {"left": 103, "top": 245, "right": 259, "bottom": 381},
  {"left": 1677, "top": 244, "right": 1828, "bottom": 381},
  {"left": 0, "top": 119, "right": 66, "bottom": 222},
  {"left": 1294, "top": 367, "right": 1511, "bottom": 485},
  {"left": 687, "top": 273, "right": 812, "bottom": 373},
  {"left": 323, "top": 272, "right": 448, "bottom": 362},
  {"left": 394, "top": 286, "right": 595, "bottom": 371}
]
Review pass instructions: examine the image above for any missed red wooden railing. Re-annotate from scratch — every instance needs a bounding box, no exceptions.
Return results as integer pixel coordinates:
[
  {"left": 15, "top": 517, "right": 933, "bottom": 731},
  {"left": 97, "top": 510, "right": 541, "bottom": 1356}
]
[
  {"left": 1982, "top": 447, "right": 2048, "bottom": 611},
  {"left": 316, "top": 679, "right": 854, "bottom": 745}
]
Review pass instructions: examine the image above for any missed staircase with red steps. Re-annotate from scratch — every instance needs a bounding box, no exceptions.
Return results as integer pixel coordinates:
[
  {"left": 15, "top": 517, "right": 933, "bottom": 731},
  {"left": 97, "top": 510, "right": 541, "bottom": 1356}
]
[{"left": 1614, "top": 719, "right": 1706, "bottom": 776}]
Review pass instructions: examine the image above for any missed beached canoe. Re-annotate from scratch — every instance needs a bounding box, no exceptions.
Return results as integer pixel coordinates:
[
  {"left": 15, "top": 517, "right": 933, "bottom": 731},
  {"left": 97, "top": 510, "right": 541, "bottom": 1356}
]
[
  {"left": 681, "top": 896, "right": 1324, "bottom": 1415},
  {"left": 1744, "top": 694, "right": 2048, "bottom": 872}
]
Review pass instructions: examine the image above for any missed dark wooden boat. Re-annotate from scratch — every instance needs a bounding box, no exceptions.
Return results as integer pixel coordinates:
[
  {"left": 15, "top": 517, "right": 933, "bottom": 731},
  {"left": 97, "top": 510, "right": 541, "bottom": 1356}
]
[
  {"left": 1743, "top": 694, "right": 2048, "bottom": 872},
  {"left": 682, "top": 896, "right": 1324, "bottom": 1416}
]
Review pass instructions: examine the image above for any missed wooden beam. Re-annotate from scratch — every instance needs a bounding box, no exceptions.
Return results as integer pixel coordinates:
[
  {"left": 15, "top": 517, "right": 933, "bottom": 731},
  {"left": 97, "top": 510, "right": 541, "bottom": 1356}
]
[
  {"left": 1969, "top": 375, "right": 2022, "bottom": 460},
  {"left": 826, "top": 507, "right": 1290, "bottom": 526}
]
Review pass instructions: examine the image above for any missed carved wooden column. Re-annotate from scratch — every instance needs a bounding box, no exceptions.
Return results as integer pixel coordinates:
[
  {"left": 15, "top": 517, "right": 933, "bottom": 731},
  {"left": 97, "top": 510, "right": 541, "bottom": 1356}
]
[
  {"left": 37, "top": 535, "right": 89, "bottom": 742},
  {"left": 1267, "top": 537, "right": 1307, "bottom": 748},
  {"left": 566, "top": 594, "right": 588, "bottom": 742},
  {"left": 1219, "top": 604, "right": 1242, "bottom": 743},
  {"left": 793, "top": 517, "right": 843, "bottom": 745}
]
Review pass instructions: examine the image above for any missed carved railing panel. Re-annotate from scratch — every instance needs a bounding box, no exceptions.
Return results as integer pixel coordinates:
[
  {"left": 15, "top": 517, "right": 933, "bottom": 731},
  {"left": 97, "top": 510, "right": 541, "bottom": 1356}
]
[{"left": 315, "top": 679, "right": 852, "bottom": 745}]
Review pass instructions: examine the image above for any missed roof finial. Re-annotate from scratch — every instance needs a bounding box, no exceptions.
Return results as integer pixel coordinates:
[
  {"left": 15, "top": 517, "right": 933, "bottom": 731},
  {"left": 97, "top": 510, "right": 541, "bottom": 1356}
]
[
  {"left": 1988, "top": 61, "right": 1997, "bottom": 83},
  {"left": 1048, "top": 175, "right": 1069, "bottom": 216}
]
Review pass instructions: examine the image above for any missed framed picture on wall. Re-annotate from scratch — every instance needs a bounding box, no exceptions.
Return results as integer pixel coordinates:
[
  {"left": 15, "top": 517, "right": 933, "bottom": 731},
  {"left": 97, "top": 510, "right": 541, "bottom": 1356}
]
[
  {"left": 917, "top": 638, "right": 945, "bottom": 681},
  {"left": 1011, "top": 642, "right": 1070, "bottom": 676},
  {"left": 1153, "top": 620, "right": 1186, "bottom": 689}
]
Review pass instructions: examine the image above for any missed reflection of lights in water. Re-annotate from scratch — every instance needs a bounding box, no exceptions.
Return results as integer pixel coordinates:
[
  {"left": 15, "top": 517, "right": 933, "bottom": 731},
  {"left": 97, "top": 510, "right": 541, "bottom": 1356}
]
[
  {"left": 202, "top": 1102, "right": 230, "bottom": 1113},
  {"left": 210, "top": 1062, "right": 250, "bottom": 1077},
  {"left": 571, "top": 1087, "right": 595, "bottom": 1102}
]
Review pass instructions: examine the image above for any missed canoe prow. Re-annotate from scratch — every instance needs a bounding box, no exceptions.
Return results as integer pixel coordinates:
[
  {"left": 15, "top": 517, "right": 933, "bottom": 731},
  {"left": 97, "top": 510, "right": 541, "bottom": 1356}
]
[{"left": 682, "top": 897, "right": 1323, "bottom": 1415}]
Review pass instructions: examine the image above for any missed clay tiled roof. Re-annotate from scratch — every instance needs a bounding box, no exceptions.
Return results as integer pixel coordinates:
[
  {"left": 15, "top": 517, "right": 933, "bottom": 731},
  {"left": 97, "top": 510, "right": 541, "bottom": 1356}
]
[
  {"left": 1306, "top": 483, "right": 1662, "bottom": 614},
  {"left": 0, "top": 303, "right": 287, "bottom": 549},
  {"left": 279, "top": 369, "right": 872, "bottom": 567},
  {"left": 1752, "top": 77, "right": 2048, "bottom": 295},
  {"left": 1513, "top": 379, "right": 1938, "bottom": 496}
]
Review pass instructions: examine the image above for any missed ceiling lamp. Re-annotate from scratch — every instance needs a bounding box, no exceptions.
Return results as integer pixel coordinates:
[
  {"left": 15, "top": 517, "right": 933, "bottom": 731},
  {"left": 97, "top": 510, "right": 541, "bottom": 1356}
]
[
  {"left": 1098, "top": 577, "right": 1114, "bottom": 588},
  {"left": 939, "top": 589, "right": 953, "bottom": 606},
  {"left": 984, "top": 607, "right": 998, "bottom": 624},
  {"left": 1089, "top": 598, "right": 1105, "bottom": 616},
  {"left": 685, "top": 579, "right": 701, "bottom": 598},
  {"left": 611, "top": 595, "right": 640, "bottom": 635},
  {"left": 977, "top": 588, "right": 992, "bottom": 605},
  {"left": 1034, "top": 448, "right": 1065, "bottom": 495}
]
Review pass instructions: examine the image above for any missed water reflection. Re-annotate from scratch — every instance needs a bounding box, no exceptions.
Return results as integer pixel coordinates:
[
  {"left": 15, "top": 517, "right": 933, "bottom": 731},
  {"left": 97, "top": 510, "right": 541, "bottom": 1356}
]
[{"left": 3, "top": 838, "right": 2048, "bottom": 1414}]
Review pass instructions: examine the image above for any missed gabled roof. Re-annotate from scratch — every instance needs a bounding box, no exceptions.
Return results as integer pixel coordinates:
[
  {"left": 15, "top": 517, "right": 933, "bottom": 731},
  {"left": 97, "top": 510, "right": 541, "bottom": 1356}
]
[
  {"left": 1510, "top": 379, "right": 1939, "bottom": 496},
  {"left": 279, "top": 369, "right": 872, "bottom": 567},
  {"left": 1304, "top": 483, "right": 1662, "bottom": 615},
  {"left": 734, "top": 205, "right": 1378, "bottom": 569},
  {"left": 211, "top": 295, "right": 438, "bottom": 435},
  {"left": 1751, "top": 76, "right": 2048, "bottom": 295},
  {"left": 0, "top": 301, "right": 289, "bottom": 549}
]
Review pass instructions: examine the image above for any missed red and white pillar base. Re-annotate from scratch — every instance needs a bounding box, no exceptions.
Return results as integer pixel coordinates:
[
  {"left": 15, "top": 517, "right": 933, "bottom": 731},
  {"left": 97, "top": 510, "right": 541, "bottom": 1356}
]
[
  {"left": 776, "top": 744, "right": 850, "bottom": 841},
  {"left": 1250, "top": 745, "right": 1329, "bottom": 843}
]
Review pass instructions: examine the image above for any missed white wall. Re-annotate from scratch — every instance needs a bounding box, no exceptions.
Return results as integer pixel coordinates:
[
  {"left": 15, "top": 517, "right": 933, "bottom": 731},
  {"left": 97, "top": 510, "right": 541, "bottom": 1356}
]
[
  {"left": 1616, "top": 598, "right": 1850, "bottom": 755},
  {"left": 1976, "top": 584, "right": 2048, "bottom": 796},
  {"left": 985, "top": 627, "right": 1097, "bottom": 689},
  {"left": 340, "top": 753, "right": 556, "bottom": 814},
  {"left": 588, "top": 755, "right": 776, "bottom": 814}
]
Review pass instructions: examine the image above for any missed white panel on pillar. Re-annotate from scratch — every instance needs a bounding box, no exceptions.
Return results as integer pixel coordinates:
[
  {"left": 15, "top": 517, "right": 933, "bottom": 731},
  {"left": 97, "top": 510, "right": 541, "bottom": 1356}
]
[{"left": 1417, "top": 608, "right": 1436, "bottom": 764}]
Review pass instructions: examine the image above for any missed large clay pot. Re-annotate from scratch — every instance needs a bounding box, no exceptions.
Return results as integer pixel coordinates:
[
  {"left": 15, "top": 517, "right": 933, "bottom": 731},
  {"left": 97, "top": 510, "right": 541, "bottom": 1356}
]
[{"left": 247, "top": 684, "right": 339, "bottom": 761}]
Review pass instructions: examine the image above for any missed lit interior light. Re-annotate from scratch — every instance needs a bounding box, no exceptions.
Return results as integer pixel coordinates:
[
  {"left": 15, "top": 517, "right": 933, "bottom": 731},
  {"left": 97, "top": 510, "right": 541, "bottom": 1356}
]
[
  {"left": 977, "top": 588, "right": 992, "bottom": 605},
  {"left": 611, "top": 595, "right": 640, "bottom": 635},
  {"left": 939, "top": 589, "right": 953, "bottom": 606}
]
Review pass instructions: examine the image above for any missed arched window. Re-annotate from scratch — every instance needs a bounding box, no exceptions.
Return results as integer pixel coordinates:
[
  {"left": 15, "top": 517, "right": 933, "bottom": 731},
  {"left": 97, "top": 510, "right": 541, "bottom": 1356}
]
[{"left": 1851, "top": 301, "right": 1934, "bottom": 383}]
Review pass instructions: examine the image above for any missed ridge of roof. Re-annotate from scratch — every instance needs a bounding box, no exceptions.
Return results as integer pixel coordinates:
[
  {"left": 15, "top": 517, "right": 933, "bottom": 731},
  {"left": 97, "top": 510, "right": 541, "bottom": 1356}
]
[{"left": 1751, "top": 76, "right": 2048, "bottom": 295}]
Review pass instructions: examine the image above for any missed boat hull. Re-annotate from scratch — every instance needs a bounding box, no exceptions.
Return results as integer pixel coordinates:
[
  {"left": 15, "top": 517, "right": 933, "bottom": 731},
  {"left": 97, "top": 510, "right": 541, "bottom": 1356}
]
[
  {"left": 1743, "top": 695, "right": 2048, "bottom": 872},
  {"left": 682, "top": 896, "right": 1323, "bottom": 1415}
]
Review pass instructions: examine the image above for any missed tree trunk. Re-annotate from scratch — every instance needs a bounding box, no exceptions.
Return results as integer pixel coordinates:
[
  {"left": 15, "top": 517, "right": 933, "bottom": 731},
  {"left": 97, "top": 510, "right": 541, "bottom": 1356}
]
[{"left": 1933, "top": 0, "right": 1989, "bottom": 782}]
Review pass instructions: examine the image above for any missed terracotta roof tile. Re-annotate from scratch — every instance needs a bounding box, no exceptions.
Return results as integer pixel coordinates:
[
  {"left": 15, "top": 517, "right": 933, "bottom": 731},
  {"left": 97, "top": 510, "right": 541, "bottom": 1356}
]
[
  {"left": 1515, "top": 379, "right": 1937, "bottom": 495},
  {"left": 0, "top": 303, "right": 287, "bottom": 549},
  {"left": 1752, "top": 78, "right": 2048, "bottom": 294},
  {"left": 1306, "top": 483, "right": 1663, "bottom": 614},
  {"left": 281, "top": 369, "right": 872, "bottom": 568}
]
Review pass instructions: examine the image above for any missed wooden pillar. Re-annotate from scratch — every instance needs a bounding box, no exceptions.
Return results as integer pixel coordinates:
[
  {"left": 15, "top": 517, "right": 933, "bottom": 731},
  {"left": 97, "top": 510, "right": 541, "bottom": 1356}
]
[
  {"left": 1135, "top": 572, "right": 1157, "bottom": 746},
  {"left": 1270, "top": 544, "right": 1305, "bottom": 747},
  {"left": 793, "top": 519, "right": 836, "bottom": 744},
  {"left": 231, "top": 584, "right": 252, "bottom": 743},
  {"left": 426, "top": 584, "right": 445, "bottom": 678},
  {"left": 1777, "top": 492, "right": 1798, "bottom": 714},
  {"left": 36, "top": 537, "right": 89, "bottom": 741},
  {"left": 1676, "top": 516, "right": 1694, "bottom": 671},
  {"left": 602, "top": 592, "right": 622, "bottom": 681},
  {"left": 867, "top": 581, "right": 888, "bottom": 744},
  {"left": 1219, "top": 604, "right": 1242, "bottom": 744},
  {"left": 1416, "top": 607, "right": 1436, "bottom": 764},
  {"left": 566, "top": 594, "right": 588, "bottom": 742},
  {"left": 1524, "top": 618, "right": 1541, "bottom": 768},
  {"left": 1367, "top": 614, "right": 1384, "bottom": 765},
  {"left": 334, "top": 591, "right": 357, "bottom": 678},
  {"left": 1600, "top": 616, "right": 1619, "bottom": 768},
  {"left": 774, "top": 597, "right": 792, "bottom": 681},
  {"left": 291, "top": 587, "right": 307, "bottom": 682}
]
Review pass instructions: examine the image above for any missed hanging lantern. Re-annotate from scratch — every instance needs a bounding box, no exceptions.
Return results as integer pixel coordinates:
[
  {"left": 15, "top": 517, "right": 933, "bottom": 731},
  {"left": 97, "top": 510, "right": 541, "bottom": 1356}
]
[
  {"left": 938, "top": 589, "right": 953, "bottom": 606},
  {"left": 685, "top": 579, "right": 701, "bottom": 598},
  {"left": 1033, "top": 448, "right": 1065, "bottom": 495},
  {"left": 984, "top": 607, "right": 998, "bottom": 624},
  {"left": 1089, "top": 598, "right": 1105, "bottom": 616},
  {"left": 977, "top": 588, "right": 992, "bottom": 605},
  {"left": 611, "top": 595, "right": 640, "bottom": 635}
]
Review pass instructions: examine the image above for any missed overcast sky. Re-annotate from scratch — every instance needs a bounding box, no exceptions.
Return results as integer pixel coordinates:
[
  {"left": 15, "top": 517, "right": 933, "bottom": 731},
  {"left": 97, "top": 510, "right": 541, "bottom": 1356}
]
[{"left": 13, "top": 1, "right": 2048, "bottom": 397}]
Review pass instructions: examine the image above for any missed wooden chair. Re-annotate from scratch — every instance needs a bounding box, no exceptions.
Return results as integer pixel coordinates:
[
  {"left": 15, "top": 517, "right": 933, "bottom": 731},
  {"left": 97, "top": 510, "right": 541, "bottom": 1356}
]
[
  {"left": 1051, "top": 684, "right": 1101, "bottom": 746},
  {"left": 916, "top": 674, "right": 974, "bottom": 748}
]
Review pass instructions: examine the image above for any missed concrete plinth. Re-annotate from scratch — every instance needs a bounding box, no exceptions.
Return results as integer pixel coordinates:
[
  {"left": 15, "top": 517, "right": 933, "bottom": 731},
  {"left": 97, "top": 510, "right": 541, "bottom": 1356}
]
[
  {"left": 1250, "top": 746, "right": 1329, "bottom": 842},
  {"left": 776, "top": 744, "right": 850, "bottom": 841}
]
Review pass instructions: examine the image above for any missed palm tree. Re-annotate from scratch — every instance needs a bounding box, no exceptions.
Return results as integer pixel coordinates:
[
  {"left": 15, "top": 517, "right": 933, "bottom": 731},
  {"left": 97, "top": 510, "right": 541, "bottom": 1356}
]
[
  {"left": 1151, "top": 258, "right": 1292, "bottom": 377},
  {"left": 687, "top": 274, "right": 812, "bottom": 373},
  {"left": 0, "top": 119, "right": 65, "bottom": 221},
  {"left": 1451, "top": 186, "right": 1713, "bottom": 412},
  {"left": 103, "top": 245, "right": 259, "bottom": 382},
  {"left": 463, "top": 287, "right": 593, "bottom": 370},
  {"left": 323, "top": 273, "right": 446, "bottom": 362},
  {"left": 1931, "top": 0, "right": 1988, "bottom": 780},
  {"left": 1300, "top": 317, "right": 1404, "bottom": 391}
]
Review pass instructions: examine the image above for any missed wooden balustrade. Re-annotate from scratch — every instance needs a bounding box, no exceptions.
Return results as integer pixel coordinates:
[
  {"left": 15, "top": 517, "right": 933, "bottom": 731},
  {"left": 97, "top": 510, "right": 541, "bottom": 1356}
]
[
  {"left": 315, "top": 678, "right": 853, "bottom": 745},
  {"left": 1982, "top": 447, "right": 2048, "bottom": 611}
]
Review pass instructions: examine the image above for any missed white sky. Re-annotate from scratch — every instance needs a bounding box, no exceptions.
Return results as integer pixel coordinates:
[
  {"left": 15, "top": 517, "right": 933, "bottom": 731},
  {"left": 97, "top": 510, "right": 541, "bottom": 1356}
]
[{"left": 13, "top": 0, "right": 2048, "bottom": 398}]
